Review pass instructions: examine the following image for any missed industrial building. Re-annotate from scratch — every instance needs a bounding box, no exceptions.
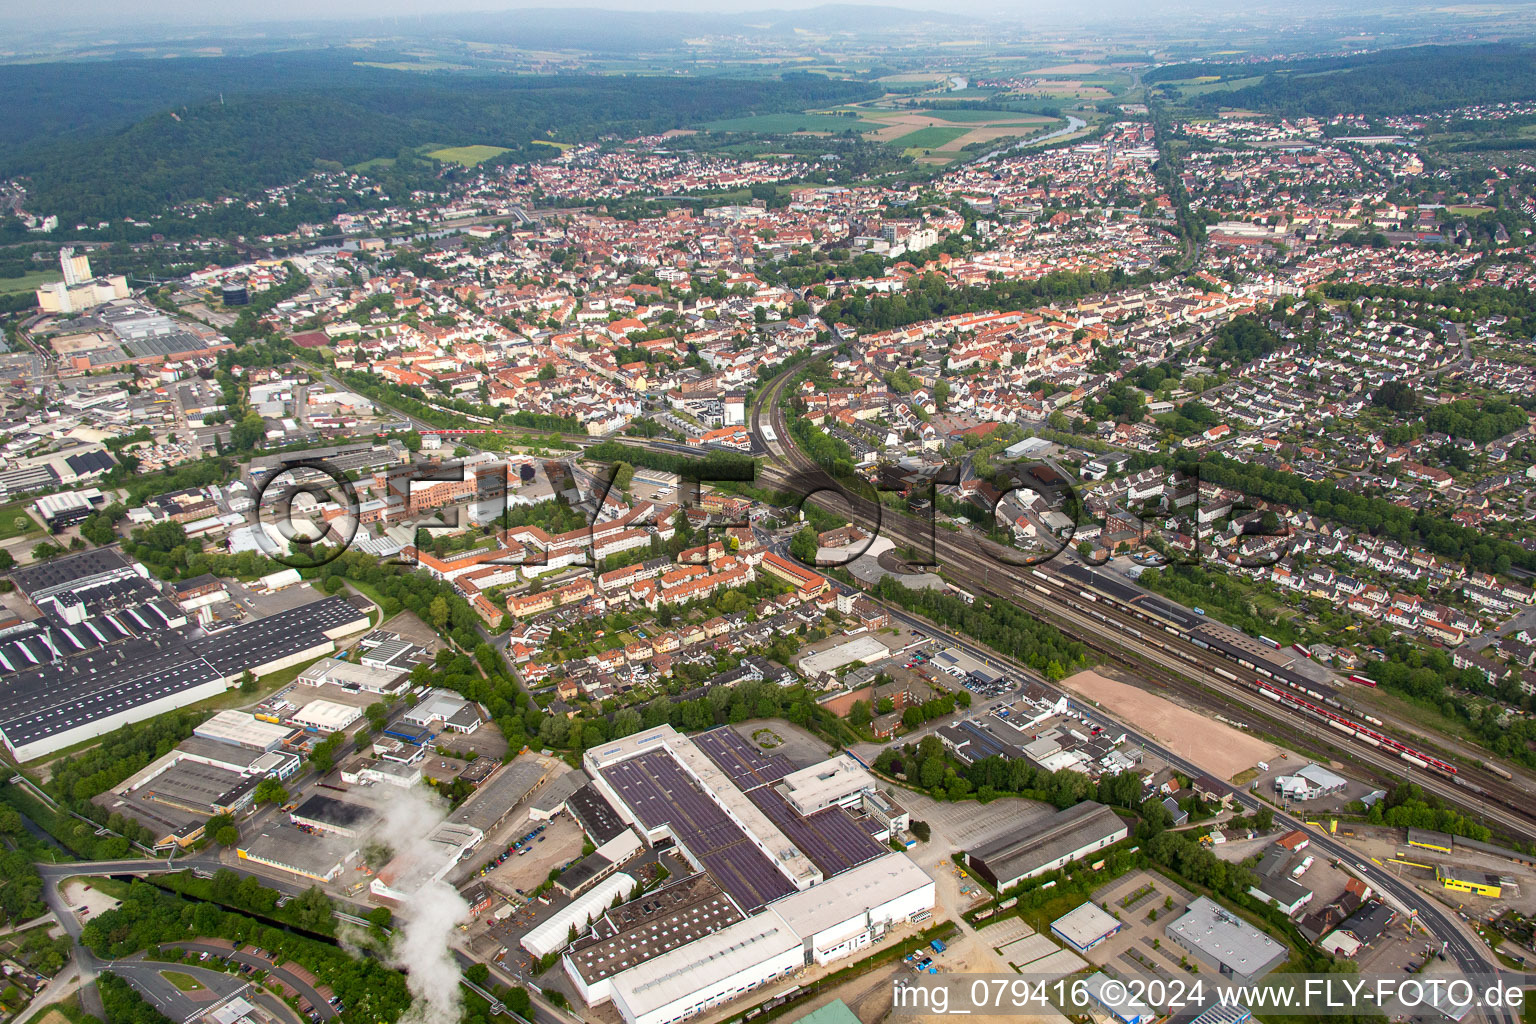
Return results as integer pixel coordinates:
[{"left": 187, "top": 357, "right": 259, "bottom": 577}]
[
  {"left": 194, "top": 710, "right": 293, "bottom": 751},
  {"left": 32, "top": 488, "right": 106, "bottom": 531},
  {"left": 1273, "top": 762, "right": 1348, "bottom": 801},
  {"left": 298, "top": 658, "right": 409, "bottom": 694},
  {"left": 1051, "top": 902, "right": 1123, "bottom": 954},
  {"left": 290, "top": 795, "right": 374, "bottom": 838},
  {"left": 964, "top": 802, "right": 1129, "bottom": 891},
  {"left": 369, "top": 821, "right": 484, "bottom": 903},
  {"left": 1081, "top": 972, "right": 1153, "bottom": 1024},
  {"left": 1164, "top": 897, "right": 1287, "bottom": 984},
  {"left": 766, "top": 854, "right": 933, "bottom": 965},
  {"left": 238, "top": 823, "right": 359, "bottom": 882},
  {"left": 564, "top": 725, "right": 936, "bottom": 1024},
  {"left": 402, "top": 692, "right": 484, "bottom": 734},
  {"left": 1435, "top": 865, "right": 1505, "bottom": 899},
  {"left": 289, "top": 699, "right": 363, "bottom": 733},
  {"left": 1407, "top": 828, "right": 1455, "bottom": 854},
  {"left": 776, "top": 755, "right": 876, "bottom": 816},
  {"left": 0, "top": 593, "right": 369, "bottom": 761},
  {"left": 609, "top": 910, "right": 803, "bottom": 1024},
  {"left": 526, "top": 873, "right": 641, "bottom": 959}
]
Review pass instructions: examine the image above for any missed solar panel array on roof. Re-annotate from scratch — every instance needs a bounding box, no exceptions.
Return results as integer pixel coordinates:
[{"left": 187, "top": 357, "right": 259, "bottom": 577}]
[
  {"left": 602, "top": 751, "right": 795, "bottom": 913},
  {"left": 0, "top": 597, "right": 365, "bottom": 756},
  {"left": 692, "top": 726, "right": 795, "bottom": 791},
  {"left": 747, "top": 786, "right": 885, "bottom": 878}
]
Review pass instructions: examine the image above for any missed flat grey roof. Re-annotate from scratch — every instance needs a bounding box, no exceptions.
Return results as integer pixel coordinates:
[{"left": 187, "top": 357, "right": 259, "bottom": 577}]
[
  {"left": 967, "top": 801, "right": 1126, "bottom": 883},
  {"left": 1166, "top": 896, "right": 1287, "bottom": 977},
  {"left": 446, "top": 757, "right": 549, "bottom": 834}
]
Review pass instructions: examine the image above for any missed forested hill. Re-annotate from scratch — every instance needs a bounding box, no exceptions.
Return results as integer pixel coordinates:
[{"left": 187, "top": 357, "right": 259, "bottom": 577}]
[
  {"left": 0, "top": 52, "right": 410, "bottom": 152},
  {"left": 0, "top": 65, "right": 874, "bottom": 226},
  {"left": 1149, "top": 44, "right": 1536, "bottom": 117}
]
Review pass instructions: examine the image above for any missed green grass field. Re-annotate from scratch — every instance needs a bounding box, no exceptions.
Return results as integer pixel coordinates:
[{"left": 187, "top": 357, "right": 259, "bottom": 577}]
[
  {"left": 427, "top": 145, "right": 512, "bottom": 166},
  {"left": 0, "top": 499, "right": 43, "bottom": 540},
  {"left": 160, "top": 972, "right": 206, "bottom": 992},
  {"left": 0, "top": 269, "right": 62, "bottom": 297},
  {"left": 1446, "top": 204, "right": 1493, "bottom": 216},
  {"left": 896, "top": 126, "right": 971, "bottom": 151},
  {"left": 699, "top": 112, "right": 875, "bottom": 134}
]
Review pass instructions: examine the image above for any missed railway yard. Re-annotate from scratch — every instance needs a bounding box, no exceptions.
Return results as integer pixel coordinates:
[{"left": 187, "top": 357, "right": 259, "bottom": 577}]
[{"left": 753, "top": 364, "right": 1536, "bottom": 847}]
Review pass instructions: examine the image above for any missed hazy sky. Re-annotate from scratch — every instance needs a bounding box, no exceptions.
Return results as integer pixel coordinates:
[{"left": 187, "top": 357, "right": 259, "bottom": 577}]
[
  {"left": 2, "top": 0, "right": 975, "bottom": 29},
  {"left": 4, "top": 0, "right": 1527, "bottom": 40},
  {"left": 0, "top": 0, "right": 1170, "bottom": 35}
]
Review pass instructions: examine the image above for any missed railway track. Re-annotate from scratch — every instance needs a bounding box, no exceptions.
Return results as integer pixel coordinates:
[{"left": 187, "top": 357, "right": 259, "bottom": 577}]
[{"left": 748, "top": 367, "right": 1536, "bottom": 842}]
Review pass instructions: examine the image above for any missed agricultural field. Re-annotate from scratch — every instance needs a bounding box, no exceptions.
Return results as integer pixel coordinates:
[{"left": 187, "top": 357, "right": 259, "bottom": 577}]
[
  {"left": 697, "top": 112, "right": 876, "bottom": 134},
  {"left": 698, "top": 101, "right": 1061, "bottom": 166},
  {"left": 427, "top": 144, "right": 512, "bottom": 165},
  {"left": 898, "top": 126, "right": 971, "bottom": 152},
  {"left": 884, "top": 106, "right": 1041, "bottom": 123}
]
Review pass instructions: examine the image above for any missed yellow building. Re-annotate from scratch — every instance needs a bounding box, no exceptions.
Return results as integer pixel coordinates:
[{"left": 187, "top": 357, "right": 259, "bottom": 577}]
[
  {"left": 1407, "top": 827, "right": 1454, "bottom": 854},
  {"left": 1436, "top": 864, "right": 1502, "bottom": 899}
]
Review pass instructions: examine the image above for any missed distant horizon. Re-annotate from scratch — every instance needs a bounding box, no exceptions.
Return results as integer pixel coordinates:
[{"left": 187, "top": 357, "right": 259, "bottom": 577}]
[{"left": 10, "top": 0, "right": 1536, "bottom": 38}]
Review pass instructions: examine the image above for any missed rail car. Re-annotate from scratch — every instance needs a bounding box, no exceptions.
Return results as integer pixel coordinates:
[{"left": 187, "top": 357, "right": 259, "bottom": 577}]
[
  {"left": 1487, "top": 763, "right": 1514, "bottom": 781},
  {"left": 1348, "top": 674, "right": 1378, "bottom": 687},
  {"left": 1251, "top": 679, "right": 1457, "bottom": 775}
]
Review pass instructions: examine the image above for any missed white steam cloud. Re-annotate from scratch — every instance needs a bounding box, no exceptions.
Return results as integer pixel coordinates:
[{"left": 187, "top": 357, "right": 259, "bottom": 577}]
[{"left": 356, "top": 784, "right": 472, "bottom": 1024}]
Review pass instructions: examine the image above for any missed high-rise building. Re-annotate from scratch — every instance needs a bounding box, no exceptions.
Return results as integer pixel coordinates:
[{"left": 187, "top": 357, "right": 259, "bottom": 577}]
[
  {"left": 36, "top": 247, "right": 127, "bottom": 315},
  {"left": 59, "top": 247, "right": 92, "bottom": 287}
]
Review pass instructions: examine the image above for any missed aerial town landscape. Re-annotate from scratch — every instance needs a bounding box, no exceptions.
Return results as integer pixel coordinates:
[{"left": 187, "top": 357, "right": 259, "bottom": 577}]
[{"left": 1, "top": 3, "right": 1536, "bottom": 1024}]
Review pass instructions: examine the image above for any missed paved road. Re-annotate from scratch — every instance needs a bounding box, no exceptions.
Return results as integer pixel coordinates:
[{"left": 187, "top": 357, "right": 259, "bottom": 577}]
[
  {"left": 110, "top": 955, "right": 251, "bottom": 1020},
  {"left": 169, "top": 941, "right": 338, "bottom": 1020}
]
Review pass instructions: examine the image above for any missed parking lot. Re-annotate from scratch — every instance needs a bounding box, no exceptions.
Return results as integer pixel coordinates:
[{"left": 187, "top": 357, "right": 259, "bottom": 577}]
[
  {"left": 1084, "top": 869, "right": 1200, "bottom": 979},
  {"left": 224, "top": 579, "right": 327, "bottom": 619},
  {"left": 899, "top": 790, "right": 1055, "bottom": 854},
  {"left": 461, "top": 810, "right": 585, "bottom": 895}
]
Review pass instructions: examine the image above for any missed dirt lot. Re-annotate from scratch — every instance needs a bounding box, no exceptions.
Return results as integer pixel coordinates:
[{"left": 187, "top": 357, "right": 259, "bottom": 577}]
[{"left": 1061, "top": 669, "right": 1281, "bottom": 782}]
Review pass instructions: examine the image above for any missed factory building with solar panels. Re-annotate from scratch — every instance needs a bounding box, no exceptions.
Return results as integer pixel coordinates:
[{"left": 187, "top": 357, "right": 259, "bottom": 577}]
[
  {"left": 572, "top": 725, "right": 935, "bottom": 1024},
  {"left": 0, "top": 547, "right": 370, "bottom": 760}
]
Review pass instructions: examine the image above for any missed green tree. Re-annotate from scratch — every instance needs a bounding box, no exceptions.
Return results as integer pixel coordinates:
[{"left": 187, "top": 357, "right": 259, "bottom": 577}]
[
  {"left": 429, "top": 596, "right": 450, "bottom": 632},
  {"left": 253, "top": 778, "right": 288, "bottom": 806},
  {"left": 789, "top": 526, "right": 818, "bottom": 563}
]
